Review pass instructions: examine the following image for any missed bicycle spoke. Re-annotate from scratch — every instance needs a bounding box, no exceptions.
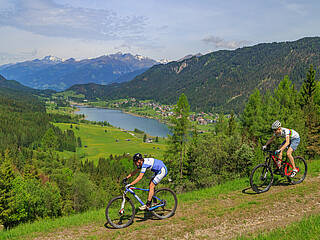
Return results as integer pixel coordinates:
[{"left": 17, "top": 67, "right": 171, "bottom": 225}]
[
  {"left": 287, "top": 156, "right": 307, "bottom": 184},
  {"left": 151, "top": 188, "right": 177, "bottom": 219},
  {"left": 106, "top": 196, "right": 135, "bottom": 228},
  {"left": 250, "top": 164, "right": 274, "bottom": 193}
]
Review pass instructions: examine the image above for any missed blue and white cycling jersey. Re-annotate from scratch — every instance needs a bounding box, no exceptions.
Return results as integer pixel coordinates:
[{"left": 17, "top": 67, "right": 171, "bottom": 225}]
[
  {"left": 140, "top": 158, "right": 166, "bottom": 174},
  {"left": 140, "top": 158, "right": 167, "bottom": 185}
]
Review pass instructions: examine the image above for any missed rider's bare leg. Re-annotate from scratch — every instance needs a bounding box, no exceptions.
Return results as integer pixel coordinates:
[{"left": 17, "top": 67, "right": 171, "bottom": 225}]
[
  {"left": 148, "top": 181, "right": 156, "bottom": 203},
  {"left": 287, "top": 147, "right": 296, "bottom": 170}
]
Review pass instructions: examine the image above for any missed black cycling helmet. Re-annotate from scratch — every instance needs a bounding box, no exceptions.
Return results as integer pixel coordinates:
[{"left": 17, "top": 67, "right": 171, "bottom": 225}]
[{"left": 133, "top": 153, "right": 143, "bottom": 162}]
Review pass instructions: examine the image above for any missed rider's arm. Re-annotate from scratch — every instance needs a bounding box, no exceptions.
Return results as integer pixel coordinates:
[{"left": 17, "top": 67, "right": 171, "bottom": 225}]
[
  {"left": 126, "top": 168, "right": 140, "bottom": 179},
  {"left": 279, "top": 135, "right": 290, "bottom": 151},
  {"left": 129, "top": 172, "right": 145, "bottom": 186},
  {"left": 265, "top": 135, "right": 275, "bottom": 146}
]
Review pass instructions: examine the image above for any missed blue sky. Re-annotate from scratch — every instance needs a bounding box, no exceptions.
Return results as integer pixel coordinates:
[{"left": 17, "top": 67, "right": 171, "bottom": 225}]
[{"left": 0, "top": 0, "right": 320, "bottom": 64}]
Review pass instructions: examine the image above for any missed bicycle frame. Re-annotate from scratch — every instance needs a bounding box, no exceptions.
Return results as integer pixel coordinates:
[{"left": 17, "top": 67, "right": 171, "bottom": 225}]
[
  {"left": 120, "top": 187, "right": 165, "bottom": 212},
  {"left": 264, "top": 150, "right": 295, "bottom": 177}
]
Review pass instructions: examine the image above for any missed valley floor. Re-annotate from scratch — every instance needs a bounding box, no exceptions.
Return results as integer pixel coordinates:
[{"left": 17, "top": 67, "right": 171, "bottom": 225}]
[{"left": 28, "top": 174, "right": 320, "bottom": 240}]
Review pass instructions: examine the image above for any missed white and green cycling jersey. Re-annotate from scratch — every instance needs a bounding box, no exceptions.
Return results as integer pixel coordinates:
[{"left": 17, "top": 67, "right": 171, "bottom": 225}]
[{"left": 274, "top": 127, "right": 300, "bottom": 139}]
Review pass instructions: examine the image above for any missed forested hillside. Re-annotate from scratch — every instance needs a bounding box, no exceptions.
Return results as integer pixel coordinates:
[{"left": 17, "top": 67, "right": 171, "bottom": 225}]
[
  {"left": 0, "top": 85, "right": 50, "bottom": 149},
  {"left": 69, "top": 37, "right": 320, "bottom": 112},
  {"left": 0, "top": 74, "right": 55, "bottom": 97}
]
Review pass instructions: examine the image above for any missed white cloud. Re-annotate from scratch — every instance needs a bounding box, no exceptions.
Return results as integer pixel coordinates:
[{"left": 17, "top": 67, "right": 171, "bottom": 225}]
[
  {"left": 0, "top": 0, "right": 148, "bottom": 41},
  {"left": 281, "top": 1, "right": 307, "bottom": 16},
  {"left": 0, "top": 49, "right": 38, "bottom": 64},
  {"left": 202, "top": 36, "right": 250, "bottom": 49}
]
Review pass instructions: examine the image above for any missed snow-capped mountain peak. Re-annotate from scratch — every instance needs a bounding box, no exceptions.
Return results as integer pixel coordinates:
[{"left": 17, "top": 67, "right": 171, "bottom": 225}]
[
  {"left": 158, "top": 58, "right": 171, "bottom": 64},
  {"left": 42, "top": 55, "right": 63, "bottom": 63},
  {"left": 134, "top": 54, "right": 149, "bottom": 61}
]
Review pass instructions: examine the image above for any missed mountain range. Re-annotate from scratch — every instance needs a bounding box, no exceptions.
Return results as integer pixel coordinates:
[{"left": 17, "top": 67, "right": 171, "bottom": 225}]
[
  {"left": 68, "top": 37, "right": 320, "bottom": 113},
  {"left": 0, "top": 53, "right": 159, "bottom": 91}
]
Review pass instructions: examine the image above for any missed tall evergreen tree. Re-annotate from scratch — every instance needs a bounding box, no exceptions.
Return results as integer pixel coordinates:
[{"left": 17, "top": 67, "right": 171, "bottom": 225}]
[
  {"left": 165, "top": 93, "right": 191, "bottom": 180},
  {"left": 300, "top": 65, "right": 317, "bottom": 107},
  {"left": 299, "top": 65, "right": 320, "bottom": 157},
  {"left": 227, "top": 111, "right": 237, "bottom": 136},
  {"left": 0, "top": 150, "right": 16, "bottom": 229},
  {"left": 42, "top": 128, "right": 59, "bottom": 151},
  {"left": 241, "top": 89, "right": 264, "bottom": 140}
]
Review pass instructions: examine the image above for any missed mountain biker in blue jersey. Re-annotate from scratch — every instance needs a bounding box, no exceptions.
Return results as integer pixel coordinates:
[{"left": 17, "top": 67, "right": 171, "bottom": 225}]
[
  {"left": 263, "top": 120, "right": 300, "bottom": 177},
  {"left": 123, "top": 153, "right": 168, "bottom": 210}
]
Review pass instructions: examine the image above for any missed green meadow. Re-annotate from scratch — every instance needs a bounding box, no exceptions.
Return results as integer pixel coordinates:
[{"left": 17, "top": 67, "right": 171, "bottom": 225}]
[{"left": 54, "top": 122, "right": 167, "bottom": 164}]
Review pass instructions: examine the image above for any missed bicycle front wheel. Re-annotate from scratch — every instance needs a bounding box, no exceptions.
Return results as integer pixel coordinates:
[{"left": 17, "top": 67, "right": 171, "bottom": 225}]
[
  {"left": 105, "top": 196, "right": 135, "bottom": 229},
  {"left": 287, "top": 156, "right": 307, "bottom": 185},
  {"left": 151, "top": 188, "right": 178, "bottom": 219},
  {"left": 250, "top": 164, "right": 274, "bottom": 193}
]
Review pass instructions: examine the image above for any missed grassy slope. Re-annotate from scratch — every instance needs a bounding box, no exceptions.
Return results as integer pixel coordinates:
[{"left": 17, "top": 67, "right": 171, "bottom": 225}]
[
  {"left": 55, "top": 122, "right": 166, "bottom": 164},
  {"left": 0, "top": 178, "right": 249, "bottom": 240},
  {"left": 1, "top": 159, "right": 319, "bottom": 240},
  {"left": 237, "top": 214, "right": 320, "bottom": 240}
]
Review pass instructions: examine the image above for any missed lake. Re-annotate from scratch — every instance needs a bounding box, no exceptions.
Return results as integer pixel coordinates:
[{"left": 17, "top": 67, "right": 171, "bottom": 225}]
[{"left": 75, "top": 106, "right": 170, "bottom": 138}]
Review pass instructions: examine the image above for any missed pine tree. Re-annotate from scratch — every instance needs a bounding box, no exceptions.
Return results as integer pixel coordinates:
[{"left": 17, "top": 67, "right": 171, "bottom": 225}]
[
  {"left": 0, "top": 150, "right": 16, "bottom": 229},
  {"left": 300, "top": 65, "right": 317, "bottom": 107},
  {"left": 227, "top": 111, "right": 237, "bottom": 136},
  {"left": 241, "top": 89, "right": 264, "bottom": 140},
  {"left": 165, "top": 93, "right": 190, "bottom": 180},
  {"left": 299, "top": 65, "right": 320, "bottom": 157},
  {"left": 42, "top": 128, "right": 59, "bottom": 151}
]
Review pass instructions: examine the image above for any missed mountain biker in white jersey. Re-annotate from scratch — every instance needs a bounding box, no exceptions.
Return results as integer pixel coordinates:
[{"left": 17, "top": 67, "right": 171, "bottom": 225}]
[
  {"left": 123, "top": 153, "right": 168, "bottom": 210},
  {"left": 263, "top": 120, "right": 300, "bottom": 177}
]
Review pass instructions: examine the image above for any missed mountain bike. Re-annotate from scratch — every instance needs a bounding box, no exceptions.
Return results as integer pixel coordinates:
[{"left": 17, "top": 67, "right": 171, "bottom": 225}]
[
  {"left": 105, "top": 184, "right": 178, "bottom": 229},
  {"left": 250, "top": 149, "right": 307, "bottom": 193}
]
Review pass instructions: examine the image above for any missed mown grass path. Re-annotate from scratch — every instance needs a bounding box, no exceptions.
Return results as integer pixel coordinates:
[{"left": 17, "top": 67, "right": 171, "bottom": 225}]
[{"left": 27, "top": 174, "right": 320, "bottom": 240}]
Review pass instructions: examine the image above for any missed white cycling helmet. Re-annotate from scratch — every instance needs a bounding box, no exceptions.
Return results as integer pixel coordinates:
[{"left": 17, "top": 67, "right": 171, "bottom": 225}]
[{"left": 271, "top": 120, "right": 281, "bottom": 130}]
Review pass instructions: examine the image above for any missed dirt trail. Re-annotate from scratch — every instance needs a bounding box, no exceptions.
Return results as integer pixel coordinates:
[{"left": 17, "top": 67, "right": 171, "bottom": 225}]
[{"left": 31, "top": 175, "right": 320, "bottom": 240}]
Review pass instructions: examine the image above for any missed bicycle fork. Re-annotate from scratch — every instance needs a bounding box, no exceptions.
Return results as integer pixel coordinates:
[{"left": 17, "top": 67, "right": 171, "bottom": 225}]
[
  {"left": 119, "top": 194, "right": 126, "bottom": 216},
  {"left": 260, "top": 166, "right": 269, "bottom": 180}
]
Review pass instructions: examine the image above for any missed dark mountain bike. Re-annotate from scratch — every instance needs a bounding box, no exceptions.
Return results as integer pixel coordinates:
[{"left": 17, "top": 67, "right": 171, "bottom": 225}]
[
  {"left": 250, "top": 149, "right": 307, "bottom": 193},
  {"left": 105, "top": 184, "right": 178, "bottom": 229}
]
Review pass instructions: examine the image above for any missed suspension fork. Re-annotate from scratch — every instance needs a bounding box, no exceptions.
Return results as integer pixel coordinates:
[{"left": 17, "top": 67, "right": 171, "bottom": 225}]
[
  {"left": 262, "top": 157, "right": 272, "bottom": 178},
  {"left": 119, "top": 192, "right": 127, "bottom": 215}
]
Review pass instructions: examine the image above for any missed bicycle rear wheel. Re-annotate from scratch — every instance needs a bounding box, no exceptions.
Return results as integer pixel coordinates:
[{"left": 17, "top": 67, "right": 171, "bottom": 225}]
[
  {"left": 105, "top": 196, "right": 135, "bottom": 229},
  {"left": 250, "top": 164, "right": 274, "bottom": 193},
  {"left": 286, "top": 156, "right": 307, "bottom": 184},
  {"left": 151, "top": 188, "right": 178, "bottom": 219}
]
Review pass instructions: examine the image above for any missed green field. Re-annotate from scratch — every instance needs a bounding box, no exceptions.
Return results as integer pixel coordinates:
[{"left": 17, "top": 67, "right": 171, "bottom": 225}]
[{"left": 54, "top": 122, "right": 167, "bottom": 164}]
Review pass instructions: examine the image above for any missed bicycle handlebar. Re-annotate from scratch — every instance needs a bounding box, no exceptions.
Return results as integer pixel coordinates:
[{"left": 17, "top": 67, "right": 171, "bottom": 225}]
[{"left": 263, "top": 149, "right": 279, "bottom": 156}]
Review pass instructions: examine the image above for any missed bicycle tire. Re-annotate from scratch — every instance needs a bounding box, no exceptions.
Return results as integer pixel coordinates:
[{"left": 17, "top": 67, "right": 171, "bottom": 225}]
[
  {"left": 286, "top": 156, "right": 307, "bottom": 185},
  {"left": 105, "top": 196, "right": 135, "bottom": 229},
  {"left": 151, "top": 188, "right": 178, "bottom": 219},
  {"left": 250, "top": 164, "right": 274, "bottom": 193}
]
